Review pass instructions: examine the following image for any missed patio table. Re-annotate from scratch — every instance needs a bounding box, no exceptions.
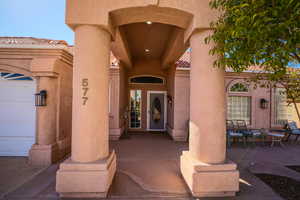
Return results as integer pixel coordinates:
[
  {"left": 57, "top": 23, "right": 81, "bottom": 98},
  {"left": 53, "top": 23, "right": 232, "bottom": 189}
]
[
  {"left": 237, "top": 128, "right": 262, "bottom": 146},
  {"left": 267, "top": 132, "right": 285, "bottom": 147}
]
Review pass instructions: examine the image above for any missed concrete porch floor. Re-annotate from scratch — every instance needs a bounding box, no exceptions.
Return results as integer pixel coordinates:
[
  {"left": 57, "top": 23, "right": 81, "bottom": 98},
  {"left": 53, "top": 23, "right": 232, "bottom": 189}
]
[{"left": 1, "top": 133, "right": 300, "bottom": 200}]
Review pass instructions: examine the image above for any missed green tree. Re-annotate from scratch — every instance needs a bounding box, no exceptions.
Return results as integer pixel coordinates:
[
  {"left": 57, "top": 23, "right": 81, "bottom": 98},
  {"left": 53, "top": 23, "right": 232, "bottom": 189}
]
[{"left": 207, "top": 0, "right": 300, "bottom": 121}]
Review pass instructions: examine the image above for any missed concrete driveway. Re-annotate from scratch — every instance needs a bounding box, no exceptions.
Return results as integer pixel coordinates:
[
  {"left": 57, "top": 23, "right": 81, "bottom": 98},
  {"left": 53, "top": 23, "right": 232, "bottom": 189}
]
[{"left": 0, "top": 157, "right": 45, "bottom": 198}]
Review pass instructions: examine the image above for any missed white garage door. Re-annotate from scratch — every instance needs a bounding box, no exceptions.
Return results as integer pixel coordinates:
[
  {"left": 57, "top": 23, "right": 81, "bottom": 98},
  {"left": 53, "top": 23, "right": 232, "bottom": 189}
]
[{"left": 0, "top": 72, "right": 36, "bottom": 156}]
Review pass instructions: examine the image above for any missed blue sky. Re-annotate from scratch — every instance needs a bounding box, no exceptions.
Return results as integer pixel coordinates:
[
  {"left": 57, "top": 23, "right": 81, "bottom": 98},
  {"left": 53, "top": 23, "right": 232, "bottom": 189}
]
[{"left": 0, "top": 0, "right": 74, "bottom": 44}]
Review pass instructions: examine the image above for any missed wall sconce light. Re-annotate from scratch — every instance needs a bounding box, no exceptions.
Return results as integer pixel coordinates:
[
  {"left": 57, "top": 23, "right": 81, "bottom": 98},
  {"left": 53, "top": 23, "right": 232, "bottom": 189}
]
[
  {"left": 167, "top": 95, "right": 173, "bottom": 106},
  {"left": 35, "top": 90, "right": 47, "bottom": 106},
  {"left": 260, "top": 98, "right": 269, "bottom": 109}
]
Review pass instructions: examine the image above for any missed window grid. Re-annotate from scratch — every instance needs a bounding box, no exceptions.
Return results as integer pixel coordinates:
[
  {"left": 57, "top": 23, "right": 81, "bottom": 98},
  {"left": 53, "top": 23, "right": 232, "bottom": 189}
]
[
  {"left": 230, "top": 83, "right": 249, "bottom": 93},
  {"left": 227, "top": 96, "right": 251, "bottom": 125},
  {"left": 273, "top": 88, "right": 293, "bottom": 125},
  {"left": 130, "top": 90, "right": 142, "bottom": 129}
]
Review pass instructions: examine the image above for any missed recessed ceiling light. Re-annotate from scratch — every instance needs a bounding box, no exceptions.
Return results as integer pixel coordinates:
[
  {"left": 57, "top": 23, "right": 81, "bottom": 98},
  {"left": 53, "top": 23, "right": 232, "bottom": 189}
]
[
  {"left": 146, "top": 21, "right": 152, "bottom": 25},
  {"left": 145, "top": 49, "right": 150, "bottom": 52}
]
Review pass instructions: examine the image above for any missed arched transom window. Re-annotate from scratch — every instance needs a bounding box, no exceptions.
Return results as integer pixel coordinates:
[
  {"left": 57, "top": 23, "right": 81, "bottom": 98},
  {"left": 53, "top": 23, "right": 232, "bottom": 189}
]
[
  {"left": 0, "top": 72, "right": 33, "bottom": 81},
  {"left": 230, "top": 82, "right": 248, "bottom": 93},
  {"left": 129, "top": 76, "right": 164, "bottom": 84}
]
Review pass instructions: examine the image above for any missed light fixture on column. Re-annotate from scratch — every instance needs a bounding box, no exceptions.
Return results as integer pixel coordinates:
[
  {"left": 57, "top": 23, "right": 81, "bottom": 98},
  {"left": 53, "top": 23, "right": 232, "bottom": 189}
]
[
  {"left": 35, "top": 90, "right": 47, "bottom": 106},
  {"left": 145, "top": 49, "right": 150, "bottom": 53}
]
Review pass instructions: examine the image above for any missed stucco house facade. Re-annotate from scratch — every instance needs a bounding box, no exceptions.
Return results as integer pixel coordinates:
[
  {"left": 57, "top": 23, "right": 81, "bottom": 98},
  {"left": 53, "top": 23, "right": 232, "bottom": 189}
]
[
  {"left": 1, "top": 36, "right": 298, "bottom": 198},
  {"left": 1, "top": 0, "right": 299, "bottom": 198}
]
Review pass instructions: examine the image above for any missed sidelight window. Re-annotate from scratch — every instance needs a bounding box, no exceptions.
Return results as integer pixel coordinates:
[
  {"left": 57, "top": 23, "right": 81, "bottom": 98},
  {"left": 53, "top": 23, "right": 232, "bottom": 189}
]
[{"left": 130, "top": 90, "right": 142, "bottom": 128}]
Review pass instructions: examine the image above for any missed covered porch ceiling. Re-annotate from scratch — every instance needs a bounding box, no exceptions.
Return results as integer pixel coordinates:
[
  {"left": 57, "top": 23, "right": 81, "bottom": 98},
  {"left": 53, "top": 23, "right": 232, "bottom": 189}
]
[{"left": 111, "top": 22, "right": 187, "bottom": 69}]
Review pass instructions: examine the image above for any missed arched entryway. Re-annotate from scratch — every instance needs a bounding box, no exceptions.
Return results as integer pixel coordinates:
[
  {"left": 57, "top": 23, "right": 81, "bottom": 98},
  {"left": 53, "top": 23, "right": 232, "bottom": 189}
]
[{"left": 57, "top": 1, "right": 239, "bottom": 198}]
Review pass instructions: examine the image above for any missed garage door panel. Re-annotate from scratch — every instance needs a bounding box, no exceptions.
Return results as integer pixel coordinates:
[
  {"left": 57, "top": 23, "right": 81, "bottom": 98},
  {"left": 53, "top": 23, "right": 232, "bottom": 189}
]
[
  {"left": 0, "top": 137, "right": 35, "bottom": 156},
  {"left": 0, "top": 125, "right": 35, "bottom": 137},
  {"left": 0, "top": 104, "right": 35, "bottom": 121},
  {"left": 0, "top": 82, "right": 35, "bottom": 101},
  {"left": 0, "top": 77, "right": 36, "bottom": 156}
]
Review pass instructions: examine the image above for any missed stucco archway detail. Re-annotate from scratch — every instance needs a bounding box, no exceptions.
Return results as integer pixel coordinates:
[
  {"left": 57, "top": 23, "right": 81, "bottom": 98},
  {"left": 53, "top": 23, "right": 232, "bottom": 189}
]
[
  {"left": 0, "top": 40, "right": 73, "bottom": 166},
  {"left": 0, "top": 64, "right": 33, "bottom": 77},
  {"left": 57, "top": 0, "right": 239, "bottom": 198}
]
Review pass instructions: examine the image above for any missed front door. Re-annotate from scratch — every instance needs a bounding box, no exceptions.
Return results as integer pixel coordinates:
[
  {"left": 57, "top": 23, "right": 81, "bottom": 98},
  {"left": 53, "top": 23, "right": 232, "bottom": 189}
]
[{"left": 148, "top": 92, "right": 166, "bottom": 131}]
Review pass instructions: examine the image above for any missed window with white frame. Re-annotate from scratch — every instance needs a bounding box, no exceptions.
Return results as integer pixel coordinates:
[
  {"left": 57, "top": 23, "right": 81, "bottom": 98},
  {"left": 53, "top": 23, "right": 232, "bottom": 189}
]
[
  {"left": 130, "top": 90, "right": 142, "bottom": 128},
  {"left": 227, "top": 82, "right": 251, "bottom": 124},
  {"left": 227, "top": 96, "right": 251, "bottom": 125},
  {"left": 273, "top": 88, "right": 293, "bottom": 125}
]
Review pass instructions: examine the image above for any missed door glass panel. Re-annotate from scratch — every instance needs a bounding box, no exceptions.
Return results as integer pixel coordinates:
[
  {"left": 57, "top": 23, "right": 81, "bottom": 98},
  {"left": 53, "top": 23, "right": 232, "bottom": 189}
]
[
  {"left": 130, "top": 90, "right": 142, "bottom": 128},
  {"left": 152, "top": 97, "right": 162, "bottom": 123},
  {"left": 149, "top": 93, "right": 165, "bottom": 130}
]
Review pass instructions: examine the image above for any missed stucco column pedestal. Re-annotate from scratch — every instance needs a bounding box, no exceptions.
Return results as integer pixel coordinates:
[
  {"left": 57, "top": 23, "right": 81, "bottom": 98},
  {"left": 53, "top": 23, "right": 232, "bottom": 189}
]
[
  {"left": 56, "top": 25, "right": 116, "bottom": 198},
  {"left": 180, "top": 30, "right": 239, "bottom": 197},
  {"left": 29, "top": 76, "right": 59, "bottom": 166},
  {"left": 56, "top": 151, "right": 116, "bottom": 198}
]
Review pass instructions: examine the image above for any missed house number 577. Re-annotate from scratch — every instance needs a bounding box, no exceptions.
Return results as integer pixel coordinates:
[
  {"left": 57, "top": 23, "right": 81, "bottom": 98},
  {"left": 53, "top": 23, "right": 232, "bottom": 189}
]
[{"left": 82, "top": 78, "right": 89, "bottom": 105}]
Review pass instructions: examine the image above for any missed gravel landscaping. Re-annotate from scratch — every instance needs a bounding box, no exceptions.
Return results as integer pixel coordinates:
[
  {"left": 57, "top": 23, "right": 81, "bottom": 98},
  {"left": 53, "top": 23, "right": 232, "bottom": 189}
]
[{"left": 255, "top": 173, "right": 300, "bottom": 200}]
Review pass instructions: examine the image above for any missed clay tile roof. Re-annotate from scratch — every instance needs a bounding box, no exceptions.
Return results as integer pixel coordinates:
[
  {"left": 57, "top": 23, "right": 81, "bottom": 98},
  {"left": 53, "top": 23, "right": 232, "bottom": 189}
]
[
  {"left": 176, "top": 49, "right": 191, "bottom": 68},
  {"left": 0, "top": 37, "right": 68, "bottom": 46},
  {"left": 175, "top": 49, "right": 297, "bottom": 73}
]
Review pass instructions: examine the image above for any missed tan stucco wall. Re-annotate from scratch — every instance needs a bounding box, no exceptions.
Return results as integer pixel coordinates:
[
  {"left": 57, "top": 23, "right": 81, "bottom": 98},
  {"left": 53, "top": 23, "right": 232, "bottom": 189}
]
[
  {"left": 166, "top": 67, "right": 176, "bottom": 130},
  {"left": 172, "top": 69, "right": 190, "bottom": 141},
  {"left": 0, "top": 48, "right": 73, "bottom": 165},
  {"left": 56, "top": 60, "right": 73, "bottom": 159},
  {"left": 119, "top": 64, "right": 129, "bottom": 134},
  {"left": 66, "top": 0, "right": 218, "bottom": 42}
]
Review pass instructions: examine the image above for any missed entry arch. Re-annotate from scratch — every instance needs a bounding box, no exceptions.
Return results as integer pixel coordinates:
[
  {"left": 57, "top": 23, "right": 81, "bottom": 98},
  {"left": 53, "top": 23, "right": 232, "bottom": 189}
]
[
  {"left": 0, "top": 63, "right": 33, "bottom": 77},
  {"left": 110, "top": 6, "right": 193, "bottom": 29}
]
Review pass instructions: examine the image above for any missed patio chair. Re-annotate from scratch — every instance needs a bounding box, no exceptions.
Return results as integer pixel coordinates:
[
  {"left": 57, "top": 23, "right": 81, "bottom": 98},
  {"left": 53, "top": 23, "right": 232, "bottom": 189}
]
[
  {"left": 286, "top": 121, "right": 300, "bottom": 142},
  {"left": 226, "top": 120, "right": 245, "bottom": 147},
  {"left": 235, "top": 120, "right": 262, "bottom": 146}
]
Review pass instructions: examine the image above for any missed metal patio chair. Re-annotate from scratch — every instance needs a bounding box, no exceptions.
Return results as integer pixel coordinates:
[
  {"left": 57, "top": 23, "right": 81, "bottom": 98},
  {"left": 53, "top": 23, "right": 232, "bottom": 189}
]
[
  {"left": 286, "top": 121, "right": 300, "bottom": 142},
  {"left": 226, "top": 120, "right": 245, "bottom": 147},
  {"left": 235, "top": 120, "right": 262, "bottom": 146}
]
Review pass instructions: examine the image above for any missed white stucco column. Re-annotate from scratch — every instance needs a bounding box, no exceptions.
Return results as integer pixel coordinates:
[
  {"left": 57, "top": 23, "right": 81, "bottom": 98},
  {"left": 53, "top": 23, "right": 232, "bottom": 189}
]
[
  {"left": 56, "top": 25, "right": 116, "bottom": 198},
  {"left": 180, "top": 30, "right": 239, "bottom": 197}
]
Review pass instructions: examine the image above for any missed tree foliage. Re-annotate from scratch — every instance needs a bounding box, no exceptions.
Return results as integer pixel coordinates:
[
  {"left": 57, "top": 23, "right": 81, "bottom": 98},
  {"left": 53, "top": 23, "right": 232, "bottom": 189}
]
[
  {"left": 208, "top": 0, "right": 300, "bottom": 77},
  {"left": 207, "top": 0, "right": 300, "bottom": 121}
]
